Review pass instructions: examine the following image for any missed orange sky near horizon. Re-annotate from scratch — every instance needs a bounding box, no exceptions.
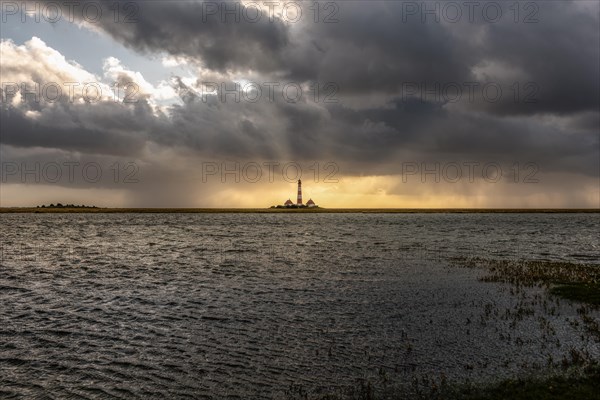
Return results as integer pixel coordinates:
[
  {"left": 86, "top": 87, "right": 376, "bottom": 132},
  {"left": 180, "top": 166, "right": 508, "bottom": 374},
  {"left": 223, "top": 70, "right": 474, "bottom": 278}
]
[{"left": 2, "top": 173, "right": 598, "bottom": 209}]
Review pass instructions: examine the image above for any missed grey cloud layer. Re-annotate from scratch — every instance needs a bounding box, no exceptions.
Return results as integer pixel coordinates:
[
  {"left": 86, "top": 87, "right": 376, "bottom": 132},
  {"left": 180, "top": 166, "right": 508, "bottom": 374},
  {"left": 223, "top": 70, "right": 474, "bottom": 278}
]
[
  {"left": 74, "top": 1, "right": 600, "bottom": 115},
  {"left": 1, "top": 1, "right": 599, "bottom": 182}
]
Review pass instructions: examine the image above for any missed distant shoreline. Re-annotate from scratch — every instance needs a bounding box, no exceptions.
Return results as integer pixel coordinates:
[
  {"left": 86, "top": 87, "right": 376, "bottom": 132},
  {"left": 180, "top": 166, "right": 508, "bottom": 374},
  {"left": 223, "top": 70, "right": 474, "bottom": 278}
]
[{"left": 1, "top": 207, "right": 599, "bottom": 214}]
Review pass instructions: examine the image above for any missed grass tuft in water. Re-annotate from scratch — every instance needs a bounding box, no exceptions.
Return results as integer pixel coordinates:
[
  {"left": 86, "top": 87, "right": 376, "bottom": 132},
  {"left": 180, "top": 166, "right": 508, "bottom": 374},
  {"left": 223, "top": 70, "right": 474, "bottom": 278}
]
[
  {"left": 451, "top": 257, "right": 600, "bottom": 306},
  {"left": 447, "top": 365, "right": 600, "bottom": 400},
  {"left": 549, "top": 283, "right": 600, "bottom": 305}
]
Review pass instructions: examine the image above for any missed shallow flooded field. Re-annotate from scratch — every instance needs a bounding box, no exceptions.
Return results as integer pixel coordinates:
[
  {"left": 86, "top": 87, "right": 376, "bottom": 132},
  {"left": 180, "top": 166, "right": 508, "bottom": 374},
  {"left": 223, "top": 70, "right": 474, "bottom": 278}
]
[{"left": 1, "top": 213, "right": 598, "bottom": 398}]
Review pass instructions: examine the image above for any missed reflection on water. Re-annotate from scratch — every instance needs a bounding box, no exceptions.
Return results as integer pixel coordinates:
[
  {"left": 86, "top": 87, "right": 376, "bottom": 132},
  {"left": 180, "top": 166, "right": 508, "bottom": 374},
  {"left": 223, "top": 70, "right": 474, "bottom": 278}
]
[{"left": 0, "top": 213, "right": 598, "bottom": 398}]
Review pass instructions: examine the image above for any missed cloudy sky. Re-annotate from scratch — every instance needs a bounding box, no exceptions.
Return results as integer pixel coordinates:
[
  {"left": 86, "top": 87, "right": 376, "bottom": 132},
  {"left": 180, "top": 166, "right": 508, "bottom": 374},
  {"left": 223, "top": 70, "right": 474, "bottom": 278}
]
[{"left": 0, "top": 0, "right": 598, "bottom": 208}]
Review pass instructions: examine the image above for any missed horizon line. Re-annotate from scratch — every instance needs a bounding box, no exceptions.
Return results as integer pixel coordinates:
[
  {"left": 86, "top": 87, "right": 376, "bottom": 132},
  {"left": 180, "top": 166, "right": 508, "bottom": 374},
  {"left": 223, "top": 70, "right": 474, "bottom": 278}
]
[{"left": 1, "top": 207, "right": 599, "bottom": 214}]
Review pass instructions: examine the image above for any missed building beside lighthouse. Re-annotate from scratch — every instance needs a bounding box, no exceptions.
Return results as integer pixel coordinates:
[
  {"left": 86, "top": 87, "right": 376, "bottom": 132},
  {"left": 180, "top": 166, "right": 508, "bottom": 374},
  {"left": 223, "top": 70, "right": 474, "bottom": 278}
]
[{"left": 274, "top": 180, "right": 319, "bottom": 208}]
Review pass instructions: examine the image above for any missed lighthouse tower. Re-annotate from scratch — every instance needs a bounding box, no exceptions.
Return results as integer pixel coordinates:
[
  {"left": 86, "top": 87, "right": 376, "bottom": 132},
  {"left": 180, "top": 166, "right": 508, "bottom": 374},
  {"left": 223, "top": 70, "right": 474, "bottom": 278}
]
[{"left": 297, "top": 179, "right": 303, "bottom": 206}]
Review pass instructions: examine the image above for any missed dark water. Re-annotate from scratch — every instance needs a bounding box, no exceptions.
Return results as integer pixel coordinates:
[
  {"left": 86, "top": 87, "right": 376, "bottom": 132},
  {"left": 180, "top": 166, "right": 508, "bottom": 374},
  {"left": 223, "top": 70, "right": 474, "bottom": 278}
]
[{"left": 1, "top": 213, "right": 599, "bottom": 398}]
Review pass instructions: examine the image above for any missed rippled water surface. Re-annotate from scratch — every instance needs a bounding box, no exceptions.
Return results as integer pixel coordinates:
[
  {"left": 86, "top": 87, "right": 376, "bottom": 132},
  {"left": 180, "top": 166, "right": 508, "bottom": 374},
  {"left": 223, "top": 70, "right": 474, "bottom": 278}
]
[{"left": 1, "top": 213, "right": 599, "bottom": 398}]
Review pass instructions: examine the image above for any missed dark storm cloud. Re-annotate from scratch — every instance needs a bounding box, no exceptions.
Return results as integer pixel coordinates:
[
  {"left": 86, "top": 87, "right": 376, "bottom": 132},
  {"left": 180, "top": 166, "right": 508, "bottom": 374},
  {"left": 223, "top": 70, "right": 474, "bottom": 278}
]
[
  {"left": 470, "top": 1, "right": 600, "bottom": 115},
  {"left": 284, "top": 1, "right": 599, "bottom": 116},
  {"left": 153, "top": 83, "right": 598, "bottom": 178},
  {"left": 3, "top": 1, "right": 599, "bottom": 184},
  {"left": 0, "top": 104, "right": 149, "bottom": 156},
  {"left": 314, "top": 98, "right": 599, "bottom": 178},
  {"left": 282, "top": 1, "right": 477, "bottom": 91},
  {"left": 42, "top": 0, "right": 291, "bottom": 73},
  {"left": 62, "top": 1, "right": 598, "bottom": 115},
  {"left": 0, "top": 71, "right": 164, "bottom": 156}
]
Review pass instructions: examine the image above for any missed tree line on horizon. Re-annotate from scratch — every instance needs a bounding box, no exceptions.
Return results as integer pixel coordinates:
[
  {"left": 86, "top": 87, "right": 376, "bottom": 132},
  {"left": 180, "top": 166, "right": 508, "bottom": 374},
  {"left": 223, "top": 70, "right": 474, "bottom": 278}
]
[{"left": 37, "top": 204, "right": 98, "bottom": 209}]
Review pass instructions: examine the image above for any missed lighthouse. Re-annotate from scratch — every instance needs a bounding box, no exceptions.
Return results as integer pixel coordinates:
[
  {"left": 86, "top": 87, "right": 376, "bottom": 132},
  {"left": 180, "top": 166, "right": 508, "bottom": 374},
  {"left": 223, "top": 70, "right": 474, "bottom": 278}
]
[
  {"left": 274, "top": 179, "right": 318, "bottom": 208},
  {"left": 297, "top": 179, "right": 303, "bottom": 206}
]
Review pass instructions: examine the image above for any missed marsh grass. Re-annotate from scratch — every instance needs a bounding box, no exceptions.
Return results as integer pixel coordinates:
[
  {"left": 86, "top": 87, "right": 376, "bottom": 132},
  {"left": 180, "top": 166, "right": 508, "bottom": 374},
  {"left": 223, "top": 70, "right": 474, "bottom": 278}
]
[
  {"left": 284, "top": 364, "right": 600, "bottom": 400},
  {"left": 445, "top": 364, "right": 600, "bottom": 400},
  {"left": 550, "top": 284, "right": 600, "bottom": 305},
  {"left": 451, "top": 257, "right": 600, "bottom": 306}
]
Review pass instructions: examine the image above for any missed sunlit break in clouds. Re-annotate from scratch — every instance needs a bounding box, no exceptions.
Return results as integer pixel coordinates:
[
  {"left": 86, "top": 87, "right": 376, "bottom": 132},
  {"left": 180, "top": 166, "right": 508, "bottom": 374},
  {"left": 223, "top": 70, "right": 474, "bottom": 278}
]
[{"left": 0, "top": 1, "right": 599, "bottom": 208}]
